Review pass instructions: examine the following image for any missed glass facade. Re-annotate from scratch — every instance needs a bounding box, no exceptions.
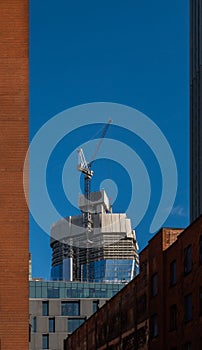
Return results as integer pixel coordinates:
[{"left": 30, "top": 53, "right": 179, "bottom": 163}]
[
  {"left": 51, "top": 263, "right": 63, "bottom": 281},
  {"left": 50, "top": 191, "right": 139, "bottom": 284},
  {"left": 81, "top": 259, "right": 135, "bottom": 283},
  {"left": 61, "top": 301, "right": 80, "bottom": 316},
  {"left": 30, "top": 281, "right": 123, "bottom": 299},
  {"left": 51, "top": 259, "right": 135, "bottom": 283},
  {"left": 68, "top": 318, "right": 86, "bottom": 334}
]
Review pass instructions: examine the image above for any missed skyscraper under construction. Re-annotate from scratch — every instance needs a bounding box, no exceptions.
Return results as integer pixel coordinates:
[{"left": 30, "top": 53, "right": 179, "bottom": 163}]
[{"left": 50, "top": 190, "right": 139, "bottom": 283}]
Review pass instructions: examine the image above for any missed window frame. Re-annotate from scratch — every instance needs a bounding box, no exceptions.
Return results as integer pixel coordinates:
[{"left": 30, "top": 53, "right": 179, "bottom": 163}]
[
  {"left": 93, "top": 300, "right": 99, "bottom": 313},
  {"left": 184, "top": 342, "right": 192, "bottom": 350},
  {"left": 151, "top": 273, "right": 158, "bottom": 297},
  {"left": 67, "top": 317, "right": 86, "bottom": 334},
  {"left": 170, "top": 259, "right": 177, "bottom": 286},
  {"left": 42, "top": 334, "right": 49, "bottom": 349},
  {"left": 184, "top": 245, "right": 192, "bottom": 275},
  {"left": 184, "top": 293, "right": 192, "bottom": 322},
  {"left": 49, "top": 317, "right": 55, "bottom": 333},
  {"left": 33, "top": 316, "right": 37, "bottom": 333},
  {"left": 61, "top": 300, "right": 80, "bottom": 316},
  {"left": 200, "top": 236, "right": 202, "bottom": 264},
  {"left": 42, "top": 301, "right": 49, "bottom": 316},
  {"left": 150, "top": 313, "right": 158, "bottom": 339},
  {"left": 200, "top": 286, "right": 202, "bottom": 316},
  {"left": 137, "top": 293, "right": 147, "bottom": 317},
  {"left": 170, "top": 304, "right": 177, "bottom": 331}
]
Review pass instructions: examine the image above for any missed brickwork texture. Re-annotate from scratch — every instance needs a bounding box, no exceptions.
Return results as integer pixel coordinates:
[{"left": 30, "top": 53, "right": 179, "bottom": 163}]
[
  {"left": 0, "top": 1, "right": 29, "bottom": 349},
  {"left": 65, "top": 219, "right": 202, "bottom": 349}
]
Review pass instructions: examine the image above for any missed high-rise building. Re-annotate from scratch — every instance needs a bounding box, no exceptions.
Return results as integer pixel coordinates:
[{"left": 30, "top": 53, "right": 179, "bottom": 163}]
[
  {"left": 190, "top": 0, "right": 202, "bottom": 221},
  {"left": 50, "top": 190, "right": 139, "bottom": 283},
  {"left": 0, "top": 1, "right": 29, "bottom": 349}
]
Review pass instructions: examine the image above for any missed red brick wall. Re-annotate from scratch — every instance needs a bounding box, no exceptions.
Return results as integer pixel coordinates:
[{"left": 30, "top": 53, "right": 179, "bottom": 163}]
[
  {"left": 164, "top": 219, "right": 202, "bottom": 350},
  {"left": 65, "top": 220, "right": 202, "bottom": 350},
  {"left": 0, "top": 1, "right": 29, "bottom": 349},
  {"left": 147, "top": 228, "right": 182, "bottom": 349}
]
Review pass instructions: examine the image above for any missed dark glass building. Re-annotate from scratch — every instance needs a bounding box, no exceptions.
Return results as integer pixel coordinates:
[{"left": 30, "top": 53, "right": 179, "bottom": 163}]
[{"left": 190, "top": 0, "right": 202, "bottom": 221}]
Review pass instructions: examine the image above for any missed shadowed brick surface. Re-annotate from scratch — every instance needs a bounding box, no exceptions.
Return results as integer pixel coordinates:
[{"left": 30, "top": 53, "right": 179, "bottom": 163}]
[{"left": 64, "top": 219, "right": 202, "bottom": 349}]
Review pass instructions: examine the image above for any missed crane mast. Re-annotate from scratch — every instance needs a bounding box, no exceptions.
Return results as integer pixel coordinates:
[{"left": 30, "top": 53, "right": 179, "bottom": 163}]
[
  {"left": 77, "top": 148, "right": 94, "bottom": 232},
  {"left": 77, "top": 119, "right": 112, "bottom": 232},
  {"left": 77, "top": 148, "right": 93, "bottom": 200},
  {"left": 77, "top": 119, "right": 112, "bottom": 200}
]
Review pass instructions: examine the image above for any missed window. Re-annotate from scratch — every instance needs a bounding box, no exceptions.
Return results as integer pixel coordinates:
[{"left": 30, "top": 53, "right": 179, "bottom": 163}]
[
  {"left": 137, "top": 327, "right": 147, "bottom": 347},
  {"left": 42, "top": 301, "right": 49, "bottom": 316},
  {"left": 61, "top": 301, "right": 80, "bottom": 316},
  {"left": 29, "top": 324, "right": 31, "bottom": 342},
  {"left": 185, "top": 294, "right": 192, "bottom": 322},
  {"left": 47, "top": 287, "right": 59, "bottom": 298},
  {"left": 150, "top": 314, "right": 158, "bottom": 338},
  {"left": 151, "top": 273, "right": 158, "bottom": 297},
  {"left": 33, "top": 316, "right": 37, "bottom": 333},
  {"left": 184, "top": 342, "right": 192, "bottom": 350},
  {"left": 170, "top": 304, "right": 177, "bottom": 330},
  {"left": 137, "top": 293, "right": 147, "bottom": 317},
  {"left": 93, "top": 300, "right": 99, "bottom": 313},
  {"left": 170, "top": 260, "right": 176, "bottom": 286},
  {"left": 49, "top": 317, "right": 55, "bottom": 333},
  {"left": 200, "top": 287, "right": 202, "bottom": 315},
  {"left": 42, "top": 334, "right": 49, "bottom": 349},
  {"left": 68, "top": 318, "right": 86, "bottom": 334},
  {"left": 140, "top": 260, "right": 148, "bottom": 286},
  {"left": 200, "top": 236, "right": 202, "bottom": 263},
  {"left": 184, "top": 245, "right": 192, "bottom": 274}
]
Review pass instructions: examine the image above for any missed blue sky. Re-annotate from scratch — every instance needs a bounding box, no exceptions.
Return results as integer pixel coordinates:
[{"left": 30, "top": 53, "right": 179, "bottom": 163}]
[{"left": 30, "top": 0, "right": 189, "bottom": 279}]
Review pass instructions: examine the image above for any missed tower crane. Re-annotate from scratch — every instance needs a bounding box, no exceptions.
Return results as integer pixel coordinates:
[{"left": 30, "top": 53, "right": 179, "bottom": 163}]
[{"left": 77, "top": 119, "right": 112, "bottom": 232}]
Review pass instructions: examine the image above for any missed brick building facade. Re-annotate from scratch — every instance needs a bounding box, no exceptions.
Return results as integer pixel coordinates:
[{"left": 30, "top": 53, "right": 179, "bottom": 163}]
[
  {"left": 0, "top": 1, "right": 29, "bottom": 349},
  {"left": 64, "top": 217, "right": 202, "bottom": 349}
]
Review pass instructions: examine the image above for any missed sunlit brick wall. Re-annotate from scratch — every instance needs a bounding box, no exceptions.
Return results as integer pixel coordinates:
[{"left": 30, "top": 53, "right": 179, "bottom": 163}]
[{"left": 0, "top": 1, "right": 29, "bottom": 349}]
